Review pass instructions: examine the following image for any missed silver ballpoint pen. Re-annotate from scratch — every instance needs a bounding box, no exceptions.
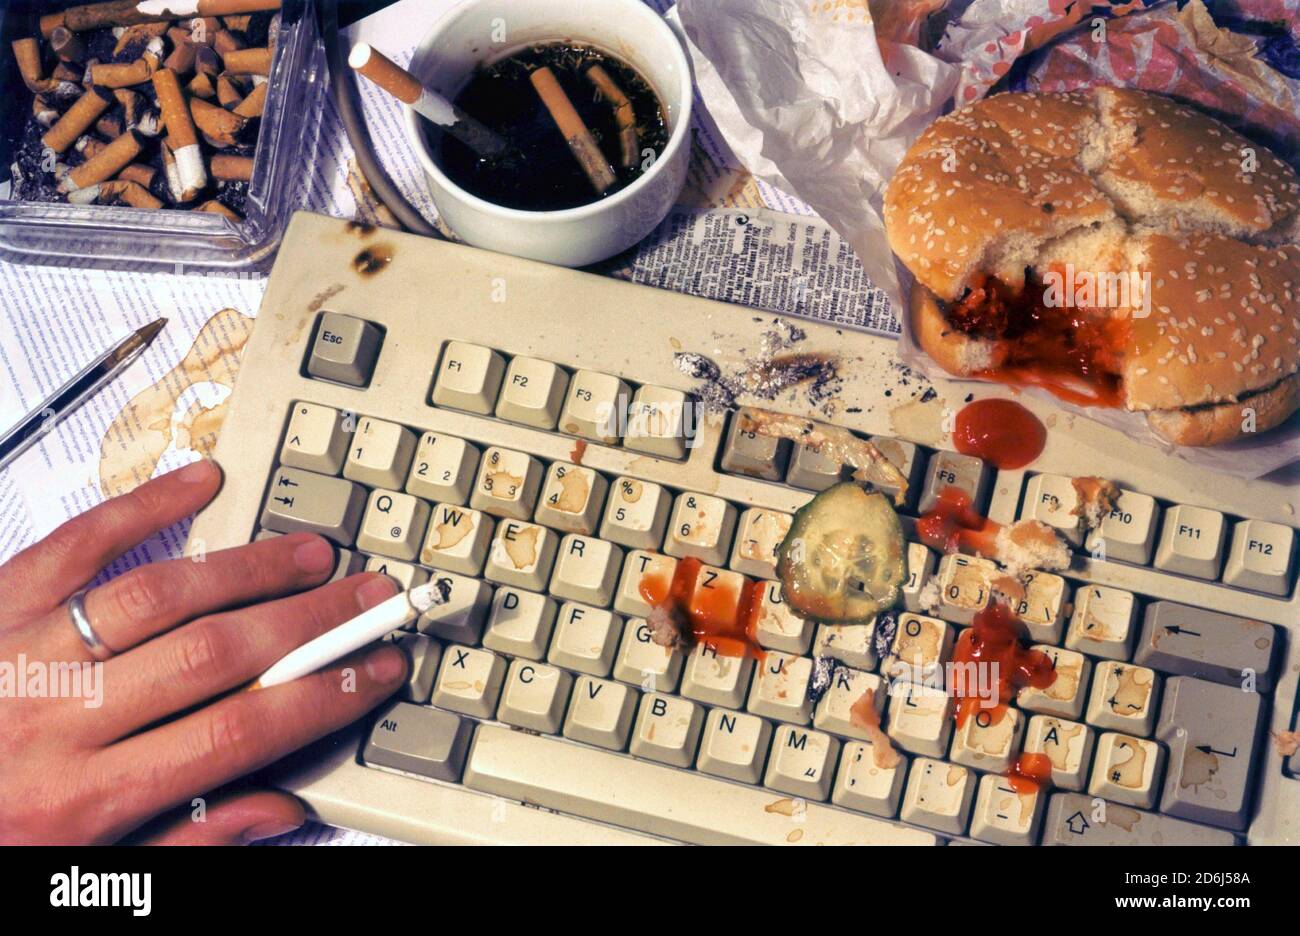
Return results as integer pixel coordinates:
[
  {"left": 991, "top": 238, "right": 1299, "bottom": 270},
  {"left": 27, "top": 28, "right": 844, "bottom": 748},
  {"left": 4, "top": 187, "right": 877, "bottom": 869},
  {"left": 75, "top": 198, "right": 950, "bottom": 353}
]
[{"left": 0, "top": 318, "right": 167, "bottom": 473}]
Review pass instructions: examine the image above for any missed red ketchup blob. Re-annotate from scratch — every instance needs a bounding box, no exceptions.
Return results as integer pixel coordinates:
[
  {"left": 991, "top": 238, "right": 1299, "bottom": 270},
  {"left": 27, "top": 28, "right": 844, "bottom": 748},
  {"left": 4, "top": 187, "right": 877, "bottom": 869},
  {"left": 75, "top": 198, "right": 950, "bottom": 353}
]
[
  {"left": 953, "top": 399, "right": 1047, "bottom": 469},
  {"left": 639, "top": 557, "right": 765, "bottom": 658},
  {"left": 915, "top": 486, "right": 1001, "bottom": 556},
  {"left": 1006, "top": 752, "right": 1054, "bottom": 794},
  {"left": 950, "top": 603, "right": 1056, "bottom": 731}
]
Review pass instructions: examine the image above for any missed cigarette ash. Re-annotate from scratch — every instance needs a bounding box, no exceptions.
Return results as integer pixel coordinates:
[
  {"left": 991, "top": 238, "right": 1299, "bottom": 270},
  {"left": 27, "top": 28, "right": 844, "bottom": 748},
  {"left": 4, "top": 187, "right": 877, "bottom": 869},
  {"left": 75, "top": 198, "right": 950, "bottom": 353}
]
[
  {"left": 871, "top": 609, "right": 899, "bottom": 661},
  {"left": 673, "top": 319, "right": 842, "bottom": 417},
  {"left": 807, "top": 655, "right": 838, "bottom": 706},
  {"left": 410, "top": 577, "right": 453, "bottom": 613}
]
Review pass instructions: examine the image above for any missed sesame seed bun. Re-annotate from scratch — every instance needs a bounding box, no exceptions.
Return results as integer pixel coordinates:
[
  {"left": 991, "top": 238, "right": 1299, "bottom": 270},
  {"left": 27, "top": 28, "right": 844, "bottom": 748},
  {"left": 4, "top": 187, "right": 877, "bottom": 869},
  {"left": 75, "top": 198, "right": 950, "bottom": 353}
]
[{"left": 885, "top": 86, "right": 1300, "bottom": 446}]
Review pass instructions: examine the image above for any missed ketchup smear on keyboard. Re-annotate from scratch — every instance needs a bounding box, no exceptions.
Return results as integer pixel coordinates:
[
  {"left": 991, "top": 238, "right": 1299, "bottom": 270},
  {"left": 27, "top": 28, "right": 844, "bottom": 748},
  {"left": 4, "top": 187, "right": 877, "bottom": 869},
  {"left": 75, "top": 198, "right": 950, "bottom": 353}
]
[
  {"left": 915, "top": 486, "right": 1001, "bottom": 556},
  {"left": 639, "top": 557, "right": 765, "bottom": 658},
  {"left": 952, "top": 398, "right": 1046, "bottom": 469}
]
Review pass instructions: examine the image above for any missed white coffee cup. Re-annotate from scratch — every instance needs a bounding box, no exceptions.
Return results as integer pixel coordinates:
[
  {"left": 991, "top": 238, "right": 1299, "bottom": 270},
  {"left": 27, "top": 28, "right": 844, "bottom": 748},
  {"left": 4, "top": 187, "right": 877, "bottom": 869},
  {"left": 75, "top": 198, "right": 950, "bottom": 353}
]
[{"left": 403, "top": 0, "right": 693, "bottom": 267}]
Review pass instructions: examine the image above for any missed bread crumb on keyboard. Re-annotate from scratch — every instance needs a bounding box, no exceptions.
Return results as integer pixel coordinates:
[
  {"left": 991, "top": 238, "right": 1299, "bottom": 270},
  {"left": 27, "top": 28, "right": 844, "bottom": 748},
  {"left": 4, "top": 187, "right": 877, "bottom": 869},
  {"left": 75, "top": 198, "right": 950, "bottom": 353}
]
[{"left": 994, "top": 519, "right": 1071, "bottom": 578}]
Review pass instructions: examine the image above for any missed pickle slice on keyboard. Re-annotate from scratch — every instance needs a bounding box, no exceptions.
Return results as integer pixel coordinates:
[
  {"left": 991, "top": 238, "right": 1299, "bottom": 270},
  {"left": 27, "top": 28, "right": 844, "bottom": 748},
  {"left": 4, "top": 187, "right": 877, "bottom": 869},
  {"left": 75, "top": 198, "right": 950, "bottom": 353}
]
[{"left": 775, "top": 482, "right": 905, "bottom": 623}]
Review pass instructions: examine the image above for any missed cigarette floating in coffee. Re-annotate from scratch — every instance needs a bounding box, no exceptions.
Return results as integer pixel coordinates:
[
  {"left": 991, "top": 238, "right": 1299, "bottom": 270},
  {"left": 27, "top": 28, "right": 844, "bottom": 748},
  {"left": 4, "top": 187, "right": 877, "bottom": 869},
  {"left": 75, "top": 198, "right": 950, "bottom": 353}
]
[
  {"left": 348, "top": 42, "right": 510, "bottom": 160},
  {"left": 530, "top": 66, "right": 617, "bottom": 194}
]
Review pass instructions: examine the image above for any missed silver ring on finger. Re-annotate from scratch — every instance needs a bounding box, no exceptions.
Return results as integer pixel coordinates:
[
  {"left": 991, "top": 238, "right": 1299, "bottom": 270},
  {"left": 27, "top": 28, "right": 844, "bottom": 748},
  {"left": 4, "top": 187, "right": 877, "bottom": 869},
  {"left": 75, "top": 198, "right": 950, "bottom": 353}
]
[{"left": 67, "top": 590, "right": 114, "bottom": 662}]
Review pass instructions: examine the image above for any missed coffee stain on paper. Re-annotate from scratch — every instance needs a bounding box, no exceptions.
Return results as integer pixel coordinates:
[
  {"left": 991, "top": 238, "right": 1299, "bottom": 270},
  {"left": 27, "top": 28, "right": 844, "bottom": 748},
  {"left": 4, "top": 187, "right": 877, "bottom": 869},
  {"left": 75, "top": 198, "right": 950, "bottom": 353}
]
[{"left": 98, "top": 308, "right": 253, "bottom": 497}]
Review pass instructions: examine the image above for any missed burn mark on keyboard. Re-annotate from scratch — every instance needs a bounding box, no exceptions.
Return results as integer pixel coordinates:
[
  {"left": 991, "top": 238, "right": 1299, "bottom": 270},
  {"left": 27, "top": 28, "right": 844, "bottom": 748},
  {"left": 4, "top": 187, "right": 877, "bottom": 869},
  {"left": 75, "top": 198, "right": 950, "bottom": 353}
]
[
  {"left": 353, "top": 243, "right": 394, "bottom": 277},
  {"left": 345, "top": 220, "right": 377, "bottom": 237}
]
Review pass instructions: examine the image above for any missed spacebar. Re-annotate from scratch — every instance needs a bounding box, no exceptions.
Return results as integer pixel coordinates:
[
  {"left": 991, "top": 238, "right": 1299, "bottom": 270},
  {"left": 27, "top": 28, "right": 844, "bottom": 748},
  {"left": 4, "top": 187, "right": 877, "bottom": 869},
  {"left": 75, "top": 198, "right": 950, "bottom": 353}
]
[{"left": 464, "top": 725, "right": 937, "bottom": 845}]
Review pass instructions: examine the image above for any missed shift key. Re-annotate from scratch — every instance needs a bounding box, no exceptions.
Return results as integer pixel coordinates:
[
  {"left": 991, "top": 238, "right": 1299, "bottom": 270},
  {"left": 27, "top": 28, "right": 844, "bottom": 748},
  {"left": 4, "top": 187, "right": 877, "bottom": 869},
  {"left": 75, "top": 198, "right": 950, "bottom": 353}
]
[
  {"left": 1156, "top": 676, "right": 1262, "bottom": 831},
  {"left": 1134, "top": 602, "right": 1276, "bottom": 692},
  {"left": 260, "top": 466, "right": 366, "bottom": 546}
]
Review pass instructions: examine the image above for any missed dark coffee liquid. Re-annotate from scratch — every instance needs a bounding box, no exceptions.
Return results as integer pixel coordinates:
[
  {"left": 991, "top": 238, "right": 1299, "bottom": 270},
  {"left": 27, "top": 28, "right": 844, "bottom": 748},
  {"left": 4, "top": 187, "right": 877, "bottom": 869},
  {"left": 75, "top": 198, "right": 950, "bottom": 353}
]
[{"left": 430, "top": 44, "right": 669, "bottom": 211}]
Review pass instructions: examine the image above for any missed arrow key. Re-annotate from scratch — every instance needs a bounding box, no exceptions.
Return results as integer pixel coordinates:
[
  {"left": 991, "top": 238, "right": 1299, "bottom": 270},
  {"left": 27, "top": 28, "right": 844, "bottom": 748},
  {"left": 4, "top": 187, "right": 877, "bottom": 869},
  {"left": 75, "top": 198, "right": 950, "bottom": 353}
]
[{"left": 1155, "top": 676, "right": 1262, "bottom": 831}]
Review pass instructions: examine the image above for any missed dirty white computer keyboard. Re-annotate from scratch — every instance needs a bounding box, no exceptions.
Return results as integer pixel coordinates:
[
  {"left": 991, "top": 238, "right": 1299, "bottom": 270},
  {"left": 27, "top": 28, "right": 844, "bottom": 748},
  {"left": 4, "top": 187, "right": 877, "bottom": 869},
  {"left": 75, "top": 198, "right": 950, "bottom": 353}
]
[{"left": 186, "top": 212, "right": 1299, "bottom": 845}]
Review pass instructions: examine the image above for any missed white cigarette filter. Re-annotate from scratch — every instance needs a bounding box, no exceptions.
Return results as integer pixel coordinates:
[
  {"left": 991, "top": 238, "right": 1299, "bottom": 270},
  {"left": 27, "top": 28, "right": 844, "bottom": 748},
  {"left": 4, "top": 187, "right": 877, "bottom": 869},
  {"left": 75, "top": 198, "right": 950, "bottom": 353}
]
[{"left": 253, "top": 579, "right": 450, "bottom": 690}]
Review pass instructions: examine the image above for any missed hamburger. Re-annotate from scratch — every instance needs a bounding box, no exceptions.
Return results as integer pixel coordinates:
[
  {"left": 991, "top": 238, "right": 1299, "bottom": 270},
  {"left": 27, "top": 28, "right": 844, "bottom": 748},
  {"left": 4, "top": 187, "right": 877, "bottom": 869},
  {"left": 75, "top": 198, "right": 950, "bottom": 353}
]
[{"left": 883, "top": 86, "right": 1300, "bottom": 446}]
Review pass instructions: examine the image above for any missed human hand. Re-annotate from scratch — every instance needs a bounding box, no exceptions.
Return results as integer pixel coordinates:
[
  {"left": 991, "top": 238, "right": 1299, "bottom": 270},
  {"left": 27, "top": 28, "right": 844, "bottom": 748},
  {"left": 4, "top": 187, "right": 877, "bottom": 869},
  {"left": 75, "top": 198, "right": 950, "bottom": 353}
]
[{"left": 0, "top": 459, "right": 408, "bottom": 844}]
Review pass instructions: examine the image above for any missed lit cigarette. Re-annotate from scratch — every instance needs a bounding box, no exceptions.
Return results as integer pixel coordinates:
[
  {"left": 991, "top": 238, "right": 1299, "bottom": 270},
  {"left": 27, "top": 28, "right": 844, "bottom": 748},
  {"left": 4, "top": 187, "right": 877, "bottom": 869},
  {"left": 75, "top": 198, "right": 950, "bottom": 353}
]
[
  {"left": 191, "top": 96, "right": 247, "bottom": 147},
  {"left": 222, "top": 46, "right": 271, "bottom": 75},
  {"left": 90, "top": 35, "right": 163, "bottom": 87},
  {"left": 251, "top": 580, "right": 450, "bottom": 690},
  {"left": 232, "top": 81, "right": 266, "bottom": 117},
  {"left": 42, "top": 86, "right": 114, "bottom": 153},
  {"left": 348, "top": 43, "right": 510, "bottom": 159},
  {"left": 154, "top": 69, "right": 208, "bottom": 199},
  {"left": 61, "top": 130, "right": 143, "bottom": 192},
  {"left": 63, "top": 1, "right": 282, "bottom": 33},
  {"left": 210, "top": 153, "right": 253, "bottom": 181},
  {"left": 530, "top": 66, "right": 617, "bottom": 194},
  {"left": 50, "top": 27, "right": 87, "bottom": 64},
  {"left": 68, "top": 178, "right": 163, "bottom": 209}
]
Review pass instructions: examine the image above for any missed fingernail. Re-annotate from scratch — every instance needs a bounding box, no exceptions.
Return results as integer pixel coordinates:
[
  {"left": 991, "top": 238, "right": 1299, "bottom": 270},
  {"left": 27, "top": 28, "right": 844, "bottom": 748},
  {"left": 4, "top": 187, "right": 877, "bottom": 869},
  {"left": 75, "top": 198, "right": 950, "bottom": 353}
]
[
  {"left": 356, "top": 576, "right": 398, "bottom": 611},
  {"left": 242, "top": 820, "right": 302, "bottom": 844},
  {"left": 365, "top": 643, "right": 407, "bottom": 683},
  {"left": 293, "top": 537, "right": 335, "bottom": 575},
  {"left": 178, "top": 459, "right": 217, "bottom": 483}
]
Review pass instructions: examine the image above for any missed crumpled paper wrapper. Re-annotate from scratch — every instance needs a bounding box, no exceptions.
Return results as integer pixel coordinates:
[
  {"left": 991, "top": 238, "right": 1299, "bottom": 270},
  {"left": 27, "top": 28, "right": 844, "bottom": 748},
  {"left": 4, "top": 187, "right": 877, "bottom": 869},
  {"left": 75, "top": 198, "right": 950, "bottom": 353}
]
[{"left": 675, "top": 0, "right": 1300, "bottom": 479}]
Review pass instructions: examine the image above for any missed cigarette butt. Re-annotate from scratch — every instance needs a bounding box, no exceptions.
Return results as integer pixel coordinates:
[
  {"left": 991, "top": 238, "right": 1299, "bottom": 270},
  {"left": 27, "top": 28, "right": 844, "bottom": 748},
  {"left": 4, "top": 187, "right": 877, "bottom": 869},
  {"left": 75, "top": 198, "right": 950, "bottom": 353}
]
[
  {"left": 232, "top": 81, "right": 267, "bottom": 117},
  {"left": 63, "top": 130, "right": 143, "bottom": 192},
  {"left": 188, "top": 72, "right": 216, "bottom": 99},
  {"left": 63, "top": 2, "right": 281, "bottom": 33},
  {"left": 223, "top": 15, "right": 253, "bottom": 32},
  {"left": 191, "top": 95, "right": 247, "bottom": 147},
  {"left": 586, "top": 64, "right": 638, "bottom": 169},
  {"left": 217, "top": 75, "right": 243, "bottom": 108},
  {"left": 153, "top": 68, "right": 200, "bottom": 150},
  {"left": 13, "top": 38, "right": 43, "bottom": 91},
  {"left": 54, "top": 61, "right": 84, "bottom": 83},
  {"left": 114, "top": 88, "right": 141, "bottom": 124},
  {"left": 347, "top": 43, "right": 422, "bottom": 105},
  {"left": 214, "top": 28, "right": 244, "bottom": 56},
  {"left": 90, "top": 39, "right": 162, "bottom": 87},
  {"left": 194, "top": 45, "right": 221, "bottom": 76},
  {"left": 68, "top": 178, "right": 163, "bottom": 209},
  {"left": 164, "top": 37, "right": 197, "bottom": 74},
  {"left": 33, "top": 95, "right": 59, "bottom": 127},
  {"left": 222, "top": 46, "right": 272, "bottom": 76},
  {"left": 95, "top": 113, "right": 124, "bottom": 138},
  {"left": 196, "top": 199, "right": 242, "bottom": 222},
  {"left": 77, "top": 136, "right": 107, "bottom": 159},
  {"left": 113, "top": 22, "right": 168, "bottom": 56},
  {"left": 117, "top": 163, "right": 156, "bottom": 187},
  {"left": 42, "top": 86, "right": 114, "bottom": 153},
  {"left": 41, "top": 13, "right": 67, "bottom": 37},
  {"left": 530, "top": 66, "right": 617, "bottom": 194},
  {"left": 158, "top": 138, "right": 207, "bottom": 203},
  {"left": 51, "top": 27, "right": 87, "bottom": 63},
  {"left": 210, "top": 153, "right": 253, "bottom": 181}
]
